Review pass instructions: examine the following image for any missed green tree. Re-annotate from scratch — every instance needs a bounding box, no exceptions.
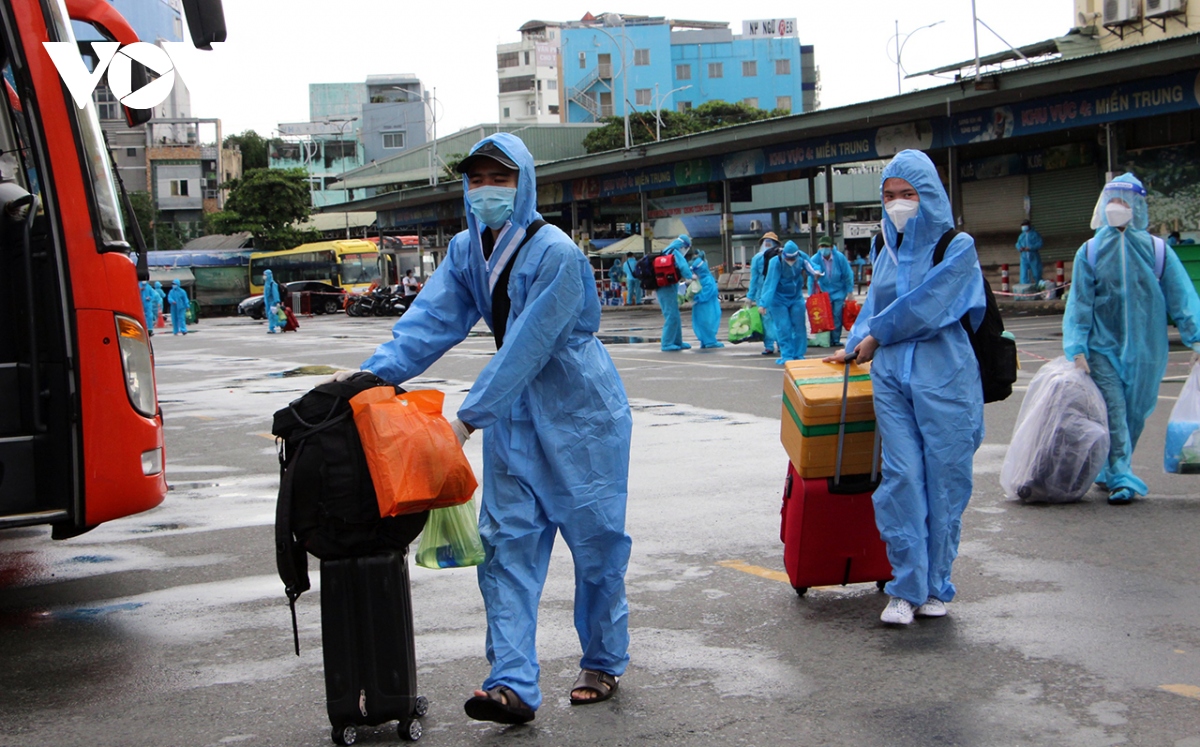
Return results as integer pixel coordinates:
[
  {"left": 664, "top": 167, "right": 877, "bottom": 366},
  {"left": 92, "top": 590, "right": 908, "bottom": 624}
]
[
  {"left": 223, "top": 130, "right": 279, "bottom": 171},
  {"left": 206, "top": 167, "right": 320, "bottom": 251},
  {"left": 121, "top": 190, "right": 155, "bottom": 243},
  {"left": 582, "top": 100, "right": 789, "bottom": 154}
]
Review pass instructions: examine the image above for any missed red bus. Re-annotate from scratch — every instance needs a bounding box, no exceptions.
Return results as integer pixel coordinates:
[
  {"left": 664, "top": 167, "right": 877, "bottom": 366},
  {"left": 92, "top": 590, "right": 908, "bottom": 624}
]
[{"left": 0, "top": 0, "right": 224, "bottom": 538}]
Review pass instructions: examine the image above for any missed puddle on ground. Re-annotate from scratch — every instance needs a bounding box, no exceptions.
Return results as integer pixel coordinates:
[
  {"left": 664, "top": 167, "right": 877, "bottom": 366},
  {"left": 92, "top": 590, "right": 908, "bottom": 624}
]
[
  {"left": 268, "top": 365, "right": 341, "bottom": 378},
  {"left": 69, "top": 555, "right": 115, "bottom": 564},
  {"left": 167, "top": 482, "right": 218, "bottom": 491},
  {"left": 130, "top": 523, "right": 188, "bottom": 533},
  {"left": 597, "top": 335, "right": 657, "bottom": 345}
]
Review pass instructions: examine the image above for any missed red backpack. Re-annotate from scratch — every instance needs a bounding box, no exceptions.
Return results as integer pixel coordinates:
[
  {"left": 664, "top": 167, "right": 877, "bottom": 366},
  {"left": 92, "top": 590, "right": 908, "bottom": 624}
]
[{"left": 653, "top": 254, "right": 680, "bottom": 287}]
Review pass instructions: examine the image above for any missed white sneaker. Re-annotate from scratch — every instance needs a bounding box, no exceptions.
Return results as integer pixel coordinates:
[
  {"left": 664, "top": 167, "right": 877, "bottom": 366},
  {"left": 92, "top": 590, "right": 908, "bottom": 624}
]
[
  {"left": 880, "top": 596, "right": 915, "bottom": 625},
  {"left": 915, "top": 598, "right": 947, "bottom": 618}
]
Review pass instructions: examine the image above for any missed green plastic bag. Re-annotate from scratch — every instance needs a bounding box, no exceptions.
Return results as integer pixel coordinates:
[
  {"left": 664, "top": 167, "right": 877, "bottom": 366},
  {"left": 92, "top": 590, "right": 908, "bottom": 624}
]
[
  {"left": 728, "top": 306, "right": 764, "bottom": 344},
  {"left": 807, "top": 330, "right": 831, "bottom": 348},
  {"left": 416, "top": 496, "right": 485, "bottom": 569}
]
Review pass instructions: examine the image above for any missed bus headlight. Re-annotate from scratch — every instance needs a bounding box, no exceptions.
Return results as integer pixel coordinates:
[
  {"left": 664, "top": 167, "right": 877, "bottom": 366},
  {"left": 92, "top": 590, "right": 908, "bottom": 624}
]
[{"left": 115, "top": 315, "right": 157, "bottom": 417}]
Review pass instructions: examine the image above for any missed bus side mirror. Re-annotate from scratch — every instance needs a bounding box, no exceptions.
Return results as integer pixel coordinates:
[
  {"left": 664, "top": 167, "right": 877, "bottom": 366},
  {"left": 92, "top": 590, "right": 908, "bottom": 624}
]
[
  {"left": 180, "top": 0, "right": 227, "bottom": 50},
  {"left": 121, "top": 61, "right": 152, "bottom": 126}
]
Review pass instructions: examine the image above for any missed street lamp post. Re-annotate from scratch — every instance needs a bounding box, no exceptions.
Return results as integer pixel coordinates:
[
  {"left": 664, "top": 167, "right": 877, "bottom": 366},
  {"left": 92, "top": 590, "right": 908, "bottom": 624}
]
[
  {"left": 653, "top": 83, "right": 691, "bottom": 140},
  {"left": 392, "top": 86, "right": 441, "bottom": 186},
  {"left": 890, "top": 20, "right": 944, "bottom": 95},
  {"left": 329, "top": 116, "right": 358, "bottom": 238},
  {"left": 589, "top": 17, "right": 633, "bottom": 149}
]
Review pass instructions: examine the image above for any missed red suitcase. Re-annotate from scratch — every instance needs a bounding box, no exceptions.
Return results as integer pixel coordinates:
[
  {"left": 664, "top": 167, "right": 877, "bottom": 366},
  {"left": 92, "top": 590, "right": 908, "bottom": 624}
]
[{"left": 780, "top": 353, "right": 892, "bottom": 596}]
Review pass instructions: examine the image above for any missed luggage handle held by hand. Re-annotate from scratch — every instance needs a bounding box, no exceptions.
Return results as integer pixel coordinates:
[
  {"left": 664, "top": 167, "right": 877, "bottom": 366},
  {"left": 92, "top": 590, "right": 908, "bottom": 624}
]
[{"left": 834, "top": 352, "right": 858, "bottom": 485}]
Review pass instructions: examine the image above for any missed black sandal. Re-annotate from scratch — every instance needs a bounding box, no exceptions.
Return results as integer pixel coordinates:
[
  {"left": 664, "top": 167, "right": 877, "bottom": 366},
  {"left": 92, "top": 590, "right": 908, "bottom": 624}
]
[
  {"left": 464, "top": 685, "right": 535, "bottom": 724},
  {"left": 569, "top": 669, "right": 619, "bottom": 705}
]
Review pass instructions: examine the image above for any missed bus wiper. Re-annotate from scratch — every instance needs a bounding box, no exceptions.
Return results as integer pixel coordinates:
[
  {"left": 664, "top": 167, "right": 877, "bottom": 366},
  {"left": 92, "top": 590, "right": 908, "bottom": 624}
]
[{"left": 103, "top": 131, "right": 149, "bottom": 282}]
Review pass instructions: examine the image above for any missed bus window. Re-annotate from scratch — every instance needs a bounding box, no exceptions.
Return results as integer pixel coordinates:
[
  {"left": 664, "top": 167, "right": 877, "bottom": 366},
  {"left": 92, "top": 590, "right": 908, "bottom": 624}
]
[{"left": 338, "top": 253, "right": 381, "bottom": 286}]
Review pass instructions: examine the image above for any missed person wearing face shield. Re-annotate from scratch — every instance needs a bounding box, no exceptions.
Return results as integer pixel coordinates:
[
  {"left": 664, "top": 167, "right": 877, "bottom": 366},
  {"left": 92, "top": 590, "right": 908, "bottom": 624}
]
[
  {"left": 657, "top": 234, "right": 695, "bottom": 351},
  {"left": 808, "top": 236, "right": 855, "bottom": 347},
  {"left": 748, "top": 232, "right": 780, "bottom": 355},
  {"left": 687, "top": 248, "right": 724, "bottom": 348},
  {"left": 352, "top": 134, "right": 633, "bottom": 722},
  {"left": 1016, "top": 219, "right": 1044, "bottom": 285},
  {"left": 759, "top": 240, "right": 823, "bottom": 364},
  {"left": 1063, "top": 174, "right": 1200, "bottom": 505},
  {"left": 826, "top": 150, "right": 987, "bottom": 626},
  {"left": 262, "top": 269, "right": 282, "bottom": 334}
]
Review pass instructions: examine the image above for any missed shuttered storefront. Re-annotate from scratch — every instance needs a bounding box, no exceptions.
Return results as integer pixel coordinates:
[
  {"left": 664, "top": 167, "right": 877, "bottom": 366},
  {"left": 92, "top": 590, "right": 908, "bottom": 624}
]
[
  {"left": 1029, "top": 166, "right": 1102, "bottom": 260},
  {"left": 961, "top": 175, "right": 1028, "bottom": 235}
]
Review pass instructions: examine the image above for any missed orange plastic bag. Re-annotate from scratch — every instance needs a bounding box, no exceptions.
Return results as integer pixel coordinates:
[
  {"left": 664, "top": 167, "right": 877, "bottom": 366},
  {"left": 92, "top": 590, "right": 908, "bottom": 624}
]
[
  {"left": 842, "top": 298, "right": 862, "bottom": 331},
  {"left": 807, "top": 290, "right": 836, "bottom": 333},
  {"left": 349, "top": 387, "right": 478, "bottom": 517}
]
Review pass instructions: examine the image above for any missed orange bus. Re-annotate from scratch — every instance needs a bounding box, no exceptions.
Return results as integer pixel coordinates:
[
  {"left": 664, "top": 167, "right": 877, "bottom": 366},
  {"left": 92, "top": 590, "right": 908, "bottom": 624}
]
[{"left": 0, "top": 0, "right": 224, "bottom": 538}]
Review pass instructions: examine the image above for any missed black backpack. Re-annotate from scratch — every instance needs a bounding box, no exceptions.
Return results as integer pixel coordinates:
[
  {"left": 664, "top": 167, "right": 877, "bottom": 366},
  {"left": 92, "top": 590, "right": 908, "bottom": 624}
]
[
  {"left": 272, "top": 372, "right": 428, "bottom": 652},
  {"left": 931, "top": 230, "right": 1017, "bottom": 404},
  {"left": 634, "top": 253, "right": 658, "bottom": 290}
]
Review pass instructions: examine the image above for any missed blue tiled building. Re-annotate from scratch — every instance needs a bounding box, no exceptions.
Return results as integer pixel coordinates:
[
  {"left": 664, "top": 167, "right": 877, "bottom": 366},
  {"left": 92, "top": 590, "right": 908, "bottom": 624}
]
[{"left": 559, "top": 15, "right": 808, "bottom": 124}]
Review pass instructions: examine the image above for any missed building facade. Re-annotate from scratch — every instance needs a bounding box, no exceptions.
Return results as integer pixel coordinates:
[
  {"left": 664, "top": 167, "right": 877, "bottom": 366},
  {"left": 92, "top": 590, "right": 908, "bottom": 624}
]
[{"left": 496, "top": 14, "right": 810, "bottom": 126}]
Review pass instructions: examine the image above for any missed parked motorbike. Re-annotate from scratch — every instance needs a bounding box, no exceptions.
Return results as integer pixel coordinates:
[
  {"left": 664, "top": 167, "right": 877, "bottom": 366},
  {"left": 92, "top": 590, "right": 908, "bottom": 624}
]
[{"left": 346, "top": 285, "right": 409, "bottom": 318}]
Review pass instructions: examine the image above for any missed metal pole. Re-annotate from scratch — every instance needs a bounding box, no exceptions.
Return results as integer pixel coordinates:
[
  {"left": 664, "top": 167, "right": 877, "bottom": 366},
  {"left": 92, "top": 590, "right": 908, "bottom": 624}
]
[
  {"left": 971, "top": 0, "right": 981, "bottom": 83},
  {"left": 622, "top": 25, "right": 630, "bottom": 149},
  {"left": 655, "top": 82, "right": 660, "bottom": 141},
  {"left": 721, "top": 179, "right": 732, "bottom": 270},
  {"left": 431, "top": 87, "right": 438, "bottom": 187},
  {"left": 824, "top": 167, "right": 834, "bottom": 241},
  {"left": 807, "top": 172, "right": 817, "bottom": 255},
  {"left": 895, "top": 20, "right": 901, "bottom": 95},
  {"left": 641, "top": 191, "right": 650, "bottom": 256}
]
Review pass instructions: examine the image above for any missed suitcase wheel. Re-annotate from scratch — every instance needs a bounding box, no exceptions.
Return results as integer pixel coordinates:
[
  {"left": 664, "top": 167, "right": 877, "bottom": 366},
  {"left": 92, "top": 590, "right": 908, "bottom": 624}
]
[
  {"left": 331, "top": 725, "right": 357, "bottom": 746},
  {"left": 794, "top": 586, "right": 807, "bottom": 597},
  {"left": 399, "top": 719, "right": 422, "bottom": 742},
  {"left": 413, "top": 695, "right": 429, "bottom": 718}
]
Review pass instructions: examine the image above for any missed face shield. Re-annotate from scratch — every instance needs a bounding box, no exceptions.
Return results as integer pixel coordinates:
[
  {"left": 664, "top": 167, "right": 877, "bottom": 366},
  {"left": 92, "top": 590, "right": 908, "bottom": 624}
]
[{"left": 1090, "top": 178, "right": 1149, "bottom": 231}]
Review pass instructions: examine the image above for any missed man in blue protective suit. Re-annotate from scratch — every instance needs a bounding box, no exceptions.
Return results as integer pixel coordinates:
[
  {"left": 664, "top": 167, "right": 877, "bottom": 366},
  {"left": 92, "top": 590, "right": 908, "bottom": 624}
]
[
  {"left": 657, "top": 234, "right": 694, "bottom": 351},
  {"left": 1064, "top": 174, "right": 1200, "bottom": 505},
  {"left": 808, "top": 236, "right": 855, "bottom": 347},
  {"left": 262, "top": 269, "right": 282, "bottom": 334},
  {"left": 346, "top": 133, "right": 632, "bottom": 724},
  {"left": 167, "top": 279, "right": 189, "bottom": 335},
  {"left": 139, "top": 281, "right": 156, "bottom": 336},
  {"left": 687, "top": 248, "right": 724, "bottom": 348},
  {"left": 826, "top": 150, "right": 987, "bottom": 626},
  {"left": 152, "top": 281, "right": 165, "bottom": 327},
  {"left": 621, "top": 252, "right": 643, "bottom": 305},
  {"left": 760, "top": 240, "right": 823, "bottom": 364},
  {"left": 1017, "top": 219, "right": 1044, "bottom": 285},
  {"left": 747, "top": 232, "right": 780, "bottom": 355}
]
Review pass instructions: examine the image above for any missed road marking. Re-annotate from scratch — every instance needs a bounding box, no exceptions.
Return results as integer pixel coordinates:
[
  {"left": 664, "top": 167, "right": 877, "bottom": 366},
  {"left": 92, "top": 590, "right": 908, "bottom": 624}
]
[
  {"left": 255, "top": 432, "right": 275, "bottom": 440},
  {"left": 608, "top": 354, "right": 799, "bottom": 374},
  {"left": 718, "top": 560, "right": 790, "bottom": 583},
  {"left": 1159, "top": 684, "right": 1200, "bottom": 700}
]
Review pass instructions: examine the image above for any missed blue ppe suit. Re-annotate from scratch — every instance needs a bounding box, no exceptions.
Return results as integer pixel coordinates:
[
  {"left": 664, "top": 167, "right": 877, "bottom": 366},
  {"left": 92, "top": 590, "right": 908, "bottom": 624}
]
[
  {"left": 1063, "top": 173, "right": 1200, "bottom": 496},
  {"left": 688, "top": 252, "right": 724, "bottom": 348},
  {"left": 139, "top": 281, "right": 156, "bottom": 331},
  {"left": 845, "top": 149, "right": 986, "bottom": 607},
  {"left": 657, "top": 235, "right": 694, "bottom": 351},
  {"left": 760, "top": 242, "right": 822, "bottom": 364},
  {"left": 1017, "top": 225, "right": 1044, "bottom": 284},
  {"left": 262, "top": 269, "right": 282, "bottom": 333},
  {"left": 361, "top": 133, "right": 632, "bottom": 711},
  {"left": 622, "top": 256, "right": 643, "bottom": 305},
  {"left": 809, "top": 248, "right": 855, "bottom": 346},
  {"left": 748, "top": 246, "right": 778, "bottom": 353},
  {"left": 167, "top": 280, "right": 189, "bottom": 335}
]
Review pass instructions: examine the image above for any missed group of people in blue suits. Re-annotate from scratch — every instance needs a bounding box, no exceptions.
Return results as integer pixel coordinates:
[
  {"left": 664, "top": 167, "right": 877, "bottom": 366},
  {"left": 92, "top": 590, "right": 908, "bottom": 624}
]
[{"left": 139, "top": 279, "right": 189, "bottom": 335}]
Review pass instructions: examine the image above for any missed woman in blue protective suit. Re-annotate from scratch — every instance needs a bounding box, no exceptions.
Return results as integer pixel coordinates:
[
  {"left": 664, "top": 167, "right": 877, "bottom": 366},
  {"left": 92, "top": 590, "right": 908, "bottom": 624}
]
[
  {"left": 657, "top": 234, "right": 694, "bottom": 350},
  {"left": 347, "top": 133, "right": 632, "bottom": 724},
  {"left": 826, "top": 149, "right": 987, "bottom": 626},
  {"left": 139, "top": 281, "right": 157, "bottom": 336},
  {"left": 152, "top": 281, "right": 165, "bottom": 327},
  {"left": 262, "top": 269, "right": 282, "bottom": 334},
  {"left": 748, "top": 232, "right": 780, "bottom": 356},
  {"left": 687, "top": 248, "right": 724, "bottom": 348},
  {"left": 760, "top": 240, "right": 823, "bottom": 364},
  {"left": 167, "top": 279, "right": 189, "bottom": 335},
  {"left": 808, "top": 236, "right": 856, "bottom": 347},
  {"left": 1064, "top": 174, "right": 1200, "bottom": 505}
]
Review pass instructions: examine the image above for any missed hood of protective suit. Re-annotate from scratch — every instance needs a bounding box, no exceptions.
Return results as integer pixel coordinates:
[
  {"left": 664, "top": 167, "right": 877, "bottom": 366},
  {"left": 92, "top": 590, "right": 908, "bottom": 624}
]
[
  {"left": 172, "top": 279, "right": 181, "bottom": 287},
  {"left": 1090, "top": 173, "right": 1149, "bottom": 232},
  {"left": 880, "top": 150, "right": 954, "bottom": 250},
  {"left": 782, "top": 240, "right": 801, "bottom": 258},
  {"left": 664, "top": 235, "right": 691, "bottom": 254},
  {"left": 460, "top": 132, "right": 542, "bottom": 255},
  {"left": 263, "top": 269, "right": 274, "bottom": 281}
]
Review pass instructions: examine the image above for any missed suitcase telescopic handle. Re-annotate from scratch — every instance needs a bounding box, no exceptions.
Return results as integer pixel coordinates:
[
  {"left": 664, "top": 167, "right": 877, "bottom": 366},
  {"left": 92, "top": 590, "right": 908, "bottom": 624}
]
[{"left": 835, "top": 352, "right": 856, "bottom": 485}]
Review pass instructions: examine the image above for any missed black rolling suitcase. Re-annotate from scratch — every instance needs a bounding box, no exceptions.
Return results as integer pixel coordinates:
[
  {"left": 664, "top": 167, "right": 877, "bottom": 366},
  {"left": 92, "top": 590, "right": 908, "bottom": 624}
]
[{"left": 321, "top": 551, "right": 427, "bottom": 745}]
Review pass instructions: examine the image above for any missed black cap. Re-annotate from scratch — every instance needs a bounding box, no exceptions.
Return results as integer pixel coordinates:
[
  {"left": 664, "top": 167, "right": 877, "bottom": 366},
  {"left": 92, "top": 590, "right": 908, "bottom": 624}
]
[{"left": 456, "top": 141, "right": 519, "bottom": 174}]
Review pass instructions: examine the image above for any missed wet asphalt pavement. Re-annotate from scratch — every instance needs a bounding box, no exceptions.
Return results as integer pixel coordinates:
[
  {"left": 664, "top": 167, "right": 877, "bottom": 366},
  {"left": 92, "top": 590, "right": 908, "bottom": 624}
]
[{"left": 1, "top": 305, "right": 1199, "bottom": 747}]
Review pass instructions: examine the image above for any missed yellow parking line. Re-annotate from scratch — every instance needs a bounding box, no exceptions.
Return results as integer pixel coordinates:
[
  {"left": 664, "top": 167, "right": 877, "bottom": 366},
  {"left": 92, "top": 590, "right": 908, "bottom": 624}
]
[
  {"left": 717, "top": 560, "right": 790, "bottom": 584},
  {"left": 1159, "top": 684, "right": 1200, "bottom": 700}
]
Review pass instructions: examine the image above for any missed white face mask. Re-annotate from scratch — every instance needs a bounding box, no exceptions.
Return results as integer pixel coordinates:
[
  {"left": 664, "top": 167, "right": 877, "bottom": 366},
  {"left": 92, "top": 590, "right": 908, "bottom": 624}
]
[
  {"left": 1105, "top": 202, "right": 1133, "bottom": 228},
  {"left": 885, "top": 199, "right": 920, "bottom": 231}
]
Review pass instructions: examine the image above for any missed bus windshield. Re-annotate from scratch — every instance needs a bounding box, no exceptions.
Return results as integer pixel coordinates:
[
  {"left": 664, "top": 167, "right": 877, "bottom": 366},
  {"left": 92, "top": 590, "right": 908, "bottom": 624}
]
[{"left": 338, "top": 252, "right": 381, "bottom": 287}]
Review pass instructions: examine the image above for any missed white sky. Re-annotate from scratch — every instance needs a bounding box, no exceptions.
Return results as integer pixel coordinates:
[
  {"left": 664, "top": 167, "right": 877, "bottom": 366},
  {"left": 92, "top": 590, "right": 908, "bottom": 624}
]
[{"left": 179, "top": 1, "right": 1075, "bottom": 138}]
